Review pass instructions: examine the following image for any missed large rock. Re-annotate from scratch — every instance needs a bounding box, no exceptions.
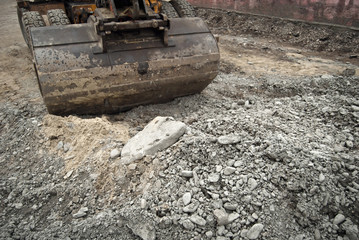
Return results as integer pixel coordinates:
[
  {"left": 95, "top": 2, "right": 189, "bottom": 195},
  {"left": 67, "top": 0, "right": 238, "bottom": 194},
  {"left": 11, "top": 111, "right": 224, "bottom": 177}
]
[{"left": 121, "top": 117, "right": 186, "bottom": 164}]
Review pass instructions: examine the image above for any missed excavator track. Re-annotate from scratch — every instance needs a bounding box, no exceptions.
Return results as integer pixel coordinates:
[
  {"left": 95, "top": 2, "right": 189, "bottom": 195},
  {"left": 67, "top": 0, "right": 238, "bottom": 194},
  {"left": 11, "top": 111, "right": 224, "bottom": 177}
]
[
  {"left": 18, "top": 9, "right": 45, "bottom": 47},
  {"left": 47, "top": 9, "right": 70, "bottom": 25},
  {"left": 160, "top": 1, "right": 179, "bottom": 18},
  {"left": 170, "top": 0, "right": 196, "bottom": 17}
]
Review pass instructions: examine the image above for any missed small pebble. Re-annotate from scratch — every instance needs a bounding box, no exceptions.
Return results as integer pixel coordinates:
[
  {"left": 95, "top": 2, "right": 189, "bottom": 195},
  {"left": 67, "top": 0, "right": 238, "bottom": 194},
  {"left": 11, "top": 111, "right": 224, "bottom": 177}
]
[
  {"left": 333, "top": 213, "right": 345, "bottom": 225},
  {"left": 110, "top": 149, "right": 120, "bottom": 159},
  {"left": 208, "top": 173, "right": 220, "bottom": 183},
  {"left": 223, "top": 167, "right": 236, "bottom": 175},
  {"left": 140, "top": 199, "right": 147, "bottom": 209},
  {"left": 248, "top": 178, "right": 258, "bottom": 191},
  {"left": 314, "top": 229, "right": 321, "bottom": 240},
  {"left": 319, "top": 173, "right": 325, "bottom": 182},
  {"left": 180, "top": 170, "right": 193, "bottom": 178},
  {"left": 183, "top": 192, "right": 192, "bottom": 205},
  {"left": 213, "top": 209, "right": 229, "bottom": 226},
  {"left": 189, "top": 215, "right": 206, "bottom": 226}
]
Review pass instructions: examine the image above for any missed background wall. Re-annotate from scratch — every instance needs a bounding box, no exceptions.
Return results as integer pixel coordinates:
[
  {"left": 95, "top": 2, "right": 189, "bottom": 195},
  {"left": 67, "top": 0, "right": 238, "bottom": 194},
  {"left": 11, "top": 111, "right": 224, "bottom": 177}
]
[{"left": 189, "top": 0, "right": 359, "bottom": 27}]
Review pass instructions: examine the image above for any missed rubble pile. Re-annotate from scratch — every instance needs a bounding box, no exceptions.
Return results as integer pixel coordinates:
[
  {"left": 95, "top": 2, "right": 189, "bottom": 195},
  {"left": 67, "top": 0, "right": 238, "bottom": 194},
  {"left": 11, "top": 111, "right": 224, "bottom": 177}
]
[{"left": 0, "top": 4, "right": 358, "bottom": 240}]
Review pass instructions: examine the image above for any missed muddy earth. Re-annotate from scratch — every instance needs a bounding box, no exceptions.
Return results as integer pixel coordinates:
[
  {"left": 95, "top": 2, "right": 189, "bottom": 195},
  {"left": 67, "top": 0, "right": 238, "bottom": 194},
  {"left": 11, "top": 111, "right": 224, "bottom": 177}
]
[{"left": 1, "top": 1, "right": 359, "bottom": 239}]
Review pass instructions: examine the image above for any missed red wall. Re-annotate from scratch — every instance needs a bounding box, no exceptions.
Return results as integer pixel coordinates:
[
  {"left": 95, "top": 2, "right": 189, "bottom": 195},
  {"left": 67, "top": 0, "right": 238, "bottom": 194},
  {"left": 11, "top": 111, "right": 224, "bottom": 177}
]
[{"left": 189, "top": 0, "right": 359, "bottom": 27}]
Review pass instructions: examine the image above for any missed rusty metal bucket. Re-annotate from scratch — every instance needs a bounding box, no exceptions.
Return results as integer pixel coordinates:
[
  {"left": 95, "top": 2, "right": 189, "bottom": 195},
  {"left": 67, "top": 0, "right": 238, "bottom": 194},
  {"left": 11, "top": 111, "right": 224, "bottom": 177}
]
[{"left": 29, "top": 17, "right": 219, "bottom": 115}]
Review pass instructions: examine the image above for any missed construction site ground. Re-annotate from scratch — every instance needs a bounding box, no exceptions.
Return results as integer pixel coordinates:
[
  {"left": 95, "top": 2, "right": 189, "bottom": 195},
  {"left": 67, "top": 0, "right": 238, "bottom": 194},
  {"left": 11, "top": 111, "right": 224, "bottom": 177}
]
[{"left": 1, "top": 0, "right": 358, "bottom": 239}]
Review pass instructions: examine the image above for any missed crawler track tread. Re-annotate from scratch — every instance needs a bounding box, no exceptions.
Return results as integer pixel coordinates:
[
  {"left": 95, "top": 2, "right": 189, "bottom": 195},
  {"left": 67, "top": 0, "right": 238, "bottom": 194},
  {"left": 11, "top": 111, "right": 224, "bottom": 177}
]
[
  {"left": 170, "top": 0, "right": 196, "bottom": 18},
  {"left": 47, "top": 9, "right": 70, "bottom": 26},
  {"left": 19, "top": 10, "right": 45, "bottom": 47},
  {"left": 161, "top": 1, "right": 179, "bottom": 18}
]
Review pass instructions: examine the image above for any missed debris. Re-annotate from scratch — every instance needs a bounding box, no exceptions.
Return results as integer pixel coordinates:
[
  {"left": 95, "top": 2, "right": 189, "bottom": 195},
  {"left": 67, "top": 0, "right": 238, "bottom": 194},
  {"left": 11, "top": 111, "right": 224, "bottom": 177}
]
[
  {"left": 121, "top": 117, "right": 186, "bottom": 164},
  {"left": 2, "top": 5, "right": 359, "bottom": 239}
]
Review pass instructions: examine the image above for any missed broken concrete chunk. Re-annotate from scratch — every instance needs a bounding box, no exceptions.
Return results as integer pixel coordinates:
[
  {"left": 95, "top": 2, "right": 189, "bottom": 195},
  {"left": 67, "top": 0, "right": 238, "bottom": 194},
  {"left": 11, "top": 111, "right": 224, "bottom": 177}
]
[{"left": 121, "top": 117, "right": 186, "bottom": 164}]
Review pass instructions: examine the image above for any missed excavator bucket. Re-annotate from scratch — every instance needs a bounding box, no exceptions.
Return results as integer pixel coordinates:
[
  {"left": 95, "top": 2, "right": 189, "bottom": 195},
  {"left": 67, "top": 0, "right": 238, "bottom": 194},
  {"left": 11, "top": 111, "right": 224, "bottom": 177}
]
[{"left": 30, "top": 17, "right": 219, "bottom": 115}]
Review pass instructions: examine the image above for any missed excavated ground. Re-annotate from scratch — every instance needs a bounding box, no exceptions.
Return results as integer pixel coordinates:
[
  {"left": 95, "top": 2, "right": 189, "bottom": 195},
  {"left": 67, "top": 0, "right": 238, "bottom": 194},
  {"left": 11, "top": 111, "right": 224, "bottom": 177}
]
[{"left": 1, "top": 1, "right": 359, "bottom": 239}]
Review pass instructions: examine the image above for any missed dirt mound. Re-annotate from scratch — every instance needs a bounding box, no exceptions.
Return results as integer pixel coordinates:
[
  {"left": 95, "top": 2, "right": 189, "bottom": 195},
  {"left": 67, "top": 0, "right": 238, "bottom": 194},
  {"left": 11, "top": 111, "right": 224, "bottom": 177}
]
[
  {"left": 41, "top": 114, "right": 130, "bottom": 192},
  {"left": 196, "top": 7, "right": 359, "bottom": 55},
  {"left": 42, "top": 115, "right": 129, "bottom": 169}
]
